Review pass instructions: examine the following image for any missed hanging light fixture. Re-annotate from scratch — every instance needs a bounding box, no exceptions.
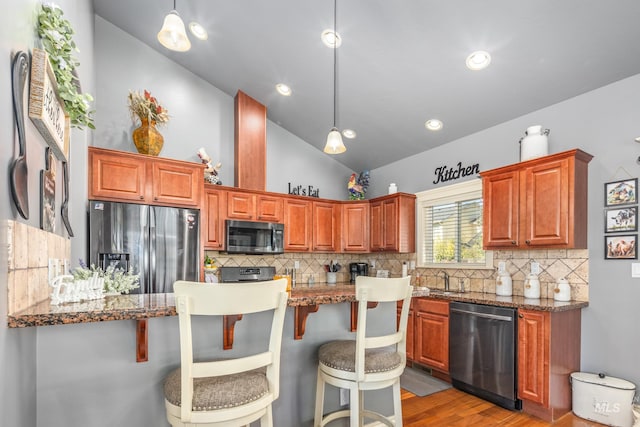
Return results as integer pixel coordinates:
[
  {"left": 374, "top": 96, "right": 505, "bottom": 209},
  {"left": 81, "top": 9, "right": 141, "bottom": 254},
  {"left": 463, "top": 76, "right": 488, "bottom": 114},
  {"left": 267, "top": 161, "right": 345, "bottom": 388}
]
[
  {"left": 323, "top": 0, "right": 346, "bottom": 154},
  {"left": 157, "top": 0, "right": 191, "bottom": 52}
]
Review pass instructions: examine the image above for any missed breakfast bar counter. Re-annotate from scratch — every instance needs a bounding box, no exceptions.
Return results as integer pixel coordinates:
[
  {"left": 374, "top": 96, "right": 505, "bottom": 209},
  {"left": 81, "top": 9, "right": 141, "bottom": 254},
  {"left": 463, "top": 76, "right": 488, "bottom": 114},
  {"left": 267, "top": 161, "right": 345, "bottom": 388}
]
[{"left": 6, "top": 283, "right": 586, "bottom": 328}]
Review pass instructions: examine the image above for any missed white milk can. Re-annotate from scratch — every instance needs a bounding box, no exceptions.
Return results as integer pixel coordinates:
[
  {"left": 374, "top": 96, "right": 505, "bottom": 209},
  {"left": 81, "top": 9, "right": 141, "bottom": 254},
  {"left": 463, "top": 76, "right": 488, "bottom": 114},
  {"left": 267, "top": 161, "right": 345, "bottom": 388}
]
[
  {"left": 524, "top": 273, "right": 541, "bottom": 298},
  {"left": 520, "top": 125, "right": 550, "bottom": 161},
  {"left": 553, "top": 277, "right": 571, "bottom": 301},
  {"left": 495, "top": 271, "right": 512, "bottom": 296}
]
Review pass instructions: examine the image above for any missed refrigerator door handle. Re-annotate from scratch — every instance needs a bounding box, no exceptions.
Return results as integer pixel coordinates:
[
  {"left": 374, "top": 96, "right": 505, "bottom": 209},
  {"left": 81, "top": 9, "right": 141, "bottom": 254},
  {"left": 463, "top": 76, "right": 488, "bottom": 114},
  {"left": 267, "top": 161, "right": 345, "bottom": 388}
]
[{"left": 149, "top": 206, "right": 156, "bottom": 294}]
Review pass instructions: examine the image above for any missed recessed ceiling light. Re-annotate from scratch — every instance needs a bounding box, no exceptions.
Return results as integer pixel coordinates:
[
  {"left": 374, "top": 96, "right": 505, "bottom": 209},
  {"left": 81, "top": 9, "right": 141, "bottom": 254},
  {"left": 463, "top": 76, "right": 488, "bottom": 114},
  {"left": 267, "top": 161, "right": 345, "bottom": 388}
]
[
  {"left": 425, "top": 119, "right": 443, "bottom": 131},
  {"left": 321, "top": 29, "right": 342, "bottom": 48},
  {"left": 189, "top": 22, "right": 208, "bottom": 40},
  {"left": 466, "top": 51, "right": 491, "bottom": 70},
  {"left": 342, "top": 129, "right": 356, "bottom": 139},
  {"left": 275, "top": 83, "right": 292, "bottom": 96}
]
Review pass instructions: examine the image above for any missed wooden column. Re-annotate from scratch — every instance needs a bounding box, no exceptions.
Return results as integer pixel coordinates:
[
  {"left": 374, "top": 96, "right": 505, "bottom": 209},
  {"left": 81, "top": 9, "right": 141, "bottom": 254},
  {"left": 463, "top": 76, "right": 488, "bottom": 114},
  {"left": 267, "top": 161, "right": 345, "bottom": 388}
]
[{"left": 234, "top": 90, "right": 266, "bottom": 191}]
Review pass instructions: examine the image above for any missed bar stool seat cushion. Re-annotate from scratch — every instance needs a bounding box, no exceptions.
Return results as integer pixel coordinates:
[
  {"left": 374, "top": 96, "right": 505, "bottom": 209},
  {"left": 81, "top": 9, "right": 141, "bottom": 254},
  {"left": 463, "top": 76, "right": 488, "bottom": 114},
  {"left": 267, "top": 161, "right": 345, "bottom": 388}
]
[
  {"left": 164, "top": 367, "right": 268, "bottom": 411},
  {"left": 318, "top": 340, "right": 402, "bottom": 373}
]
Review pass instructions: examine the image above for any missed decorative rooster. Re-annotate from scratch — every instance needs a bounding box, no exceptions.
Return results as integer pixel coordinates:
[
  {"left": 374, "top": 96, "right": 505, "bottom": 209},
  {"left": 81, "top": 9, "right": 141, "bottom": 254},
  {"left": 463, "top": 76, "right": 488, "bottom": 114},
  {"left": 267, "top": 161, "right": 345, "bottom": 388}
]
[
  {"left": 197, "top": 147, "right": 222, "bottom": 185},
  {"left": 348, "top": 170, "right": 370, "bottom": 200}
]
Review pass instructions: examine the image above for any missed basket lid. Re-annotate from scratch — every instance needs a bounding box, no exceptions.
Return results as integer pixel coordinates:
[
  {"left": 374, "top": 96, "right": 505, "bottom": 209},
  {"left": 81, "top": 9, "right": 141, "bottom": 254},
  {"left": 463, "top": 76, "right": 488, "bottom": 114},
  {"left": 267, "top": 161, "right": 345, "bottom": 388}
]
[{"left": 571, "top": 372, "right": 636, "bottom": 390}]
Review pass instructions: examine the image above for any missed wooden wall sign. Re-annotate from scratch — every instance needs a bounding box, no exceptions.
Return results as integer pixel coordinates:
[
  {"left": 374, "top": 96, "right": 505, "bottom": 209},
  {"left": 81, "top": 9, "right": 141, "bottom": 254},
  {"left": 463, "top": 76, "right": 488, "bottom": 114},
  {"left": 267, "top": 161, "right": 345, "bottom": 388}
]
[{"left": 29, "top": 48, "right": 70, "bottom": 161}]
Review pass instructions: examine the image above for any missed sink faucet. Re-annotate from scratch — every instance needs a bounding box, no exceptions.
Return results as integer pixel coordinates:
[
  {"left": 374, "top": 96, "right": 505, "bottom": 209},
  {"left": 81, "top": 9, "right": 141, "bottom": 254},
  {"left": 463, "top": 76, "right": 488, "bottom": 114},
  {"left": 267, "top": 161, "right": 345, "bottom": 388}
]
[{"left": 439, "top": 271, "right": 450, "bottom": 291}]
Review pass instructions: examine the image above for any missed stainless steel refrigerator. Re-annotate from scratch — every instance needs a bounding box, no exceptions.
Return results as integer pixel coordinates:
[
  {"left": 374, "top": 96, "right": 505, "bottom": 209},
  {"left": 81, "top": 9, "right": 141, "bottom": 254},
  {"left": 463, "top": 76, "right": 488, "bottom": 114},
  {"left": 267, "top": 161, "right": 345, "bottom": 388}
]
[{"left": 88, "top": 200, "right": 200, "bottom": 294}]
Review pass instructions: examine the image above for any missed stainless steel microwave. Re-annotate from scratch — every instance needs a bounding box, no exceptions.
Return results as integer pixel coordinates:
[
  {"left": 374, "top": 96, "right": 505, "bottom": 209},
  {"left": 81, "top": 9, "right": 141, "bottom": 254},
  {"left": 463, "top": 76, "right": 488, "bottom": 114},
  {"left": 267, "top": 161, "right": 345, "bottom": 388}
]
[{"left": 225, "top": 220, "right": 284, "bottom": 254}]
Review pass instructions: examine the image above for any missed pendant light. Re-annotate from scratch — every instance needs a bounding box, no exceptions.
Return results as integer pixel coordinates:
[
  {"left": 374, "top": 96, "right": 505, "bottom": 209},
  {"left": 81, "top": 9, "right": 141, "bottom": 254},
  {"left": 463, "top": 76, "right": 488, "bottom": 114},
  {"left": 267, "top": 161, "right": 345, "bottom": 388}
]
[
  {"left": 323, "top": 0, "right": 346, "bottom": 154},
  {"left": 157, "top": 0, "right": 191, "bottom": 52}
]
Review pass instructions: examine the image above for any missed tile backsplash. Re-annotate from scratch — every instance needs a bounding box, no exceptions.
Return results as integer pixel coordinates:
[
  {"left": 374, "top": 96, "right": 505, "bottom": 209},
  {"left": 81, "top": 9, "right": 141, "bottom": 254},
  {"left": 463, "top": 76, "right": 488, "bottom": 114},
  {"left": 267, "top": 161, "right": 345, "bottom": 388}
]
[
  {"left": 6, "top": 220, "right": 71, "bottom": 314},
  {"left": 207, "top": 248, "right": 589, "bottom": 301}
]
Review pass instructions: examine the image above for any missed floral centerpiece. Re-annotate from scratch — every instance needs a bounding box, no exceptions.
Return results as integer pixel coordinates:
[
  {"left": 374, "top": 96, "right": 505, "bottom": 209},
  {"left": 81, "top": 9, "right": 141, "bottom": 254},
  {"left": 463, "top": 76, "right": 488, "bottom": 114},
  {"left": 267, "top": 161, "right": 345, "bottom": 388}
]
[
  {"left": 128, "top": 90, "right": 169, "bottom": 126},
  {"left": 72, "top": 260, "right": 140, "bottom": 295}
]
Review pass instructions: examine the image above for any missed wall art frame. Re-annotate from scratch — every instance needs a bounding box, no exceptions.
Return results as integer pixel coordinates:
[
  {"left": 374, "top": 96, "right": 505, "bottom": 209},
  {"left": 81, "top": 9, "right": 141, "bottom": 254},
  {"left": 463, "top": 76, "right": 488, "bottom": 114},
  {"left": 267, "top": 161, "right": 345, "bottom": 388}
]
[
  {"left": 605, "top": 178, "right": 637, "bottom": 207},
  {"left": 605, "top": 234, "right": 637, "bottom": 260},
  {"left": 28, "top": 47, "right": 69, "bottom": 161},
  {"left": 605, "top": 206, "right": 638, "bottom": 233}
]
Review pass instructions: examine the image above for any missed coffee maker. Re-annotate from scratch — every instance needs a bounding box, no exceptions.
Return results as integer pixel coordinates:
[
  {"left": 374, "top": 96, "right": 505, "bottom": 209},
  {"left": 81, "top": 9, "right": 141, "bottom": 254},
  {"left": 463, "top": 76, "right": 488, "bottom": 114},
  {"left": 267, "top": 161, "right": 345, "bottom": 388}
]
[{"left": 349, "top": 262, "right": 369, "bottom": 283}]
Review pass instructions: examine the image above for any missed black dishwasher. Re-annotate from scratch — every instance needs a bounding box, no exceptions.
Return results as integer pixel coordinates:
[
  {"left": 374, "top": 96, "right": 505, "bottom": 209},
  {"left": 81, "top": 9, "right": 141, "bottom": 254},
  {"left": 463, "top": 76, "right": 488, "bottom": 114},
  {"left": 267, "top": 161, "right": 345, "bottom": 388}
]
[{"left": 449, "top": 301, "right": 521, "bottom": 410}]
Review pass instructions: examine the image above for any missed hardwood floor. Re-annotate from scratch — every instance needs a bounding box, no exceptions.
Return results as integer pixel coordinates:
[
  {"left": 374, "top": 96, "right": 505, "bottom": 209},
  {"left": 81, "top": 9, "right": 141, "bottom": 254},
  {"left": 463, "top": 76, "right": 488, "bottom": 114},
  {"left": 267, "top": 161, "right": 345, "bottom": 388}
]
[{"left": 401, "top": 388, "right": 607, "bottom": 426}]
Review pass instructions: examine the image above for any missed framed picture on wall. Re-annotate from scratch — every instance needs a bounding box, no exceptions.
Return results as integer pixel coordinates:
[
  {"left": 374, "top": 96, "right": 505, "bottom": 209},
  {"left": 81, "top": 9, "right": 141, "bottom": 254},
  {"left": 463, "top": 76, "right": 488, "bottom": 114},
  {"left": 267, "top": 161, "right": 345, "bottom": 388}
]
[
  {"left": 605, "top": 206, "right": 638, "bottom": 233},
  {"left": 605, "top": 234, "right": 638, "bottom": 259},
  {"left": 605, "top": 178, "right": 637, "bottom": 207}
]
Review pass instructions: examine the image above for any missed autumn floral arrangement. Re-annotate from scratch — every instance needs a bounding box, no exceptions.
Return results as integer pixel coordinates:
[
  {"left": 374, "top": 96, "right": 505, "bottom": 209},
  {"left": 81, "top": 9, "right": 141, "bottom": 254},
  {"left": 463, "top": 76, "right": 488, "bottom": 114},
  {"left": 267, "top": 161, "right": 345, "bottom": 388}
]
[
  {"left": 72, "top": 259, "right": 140, "bottom": 295},
  {"left": 128, "top": 90, "right": 170, "bottom": 126}
]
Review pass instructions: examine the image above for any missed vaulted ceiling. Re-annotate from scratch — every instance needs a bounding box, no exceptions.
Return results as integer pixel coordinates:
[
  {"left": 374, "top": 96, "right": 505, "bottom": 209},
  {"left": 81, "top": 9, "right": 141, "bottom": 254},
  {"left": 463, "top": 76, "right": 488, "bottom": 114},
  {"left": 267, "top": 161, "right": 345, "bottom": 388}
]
[{"left": 94, "top": 0, "right": 640, "bottom": 171}]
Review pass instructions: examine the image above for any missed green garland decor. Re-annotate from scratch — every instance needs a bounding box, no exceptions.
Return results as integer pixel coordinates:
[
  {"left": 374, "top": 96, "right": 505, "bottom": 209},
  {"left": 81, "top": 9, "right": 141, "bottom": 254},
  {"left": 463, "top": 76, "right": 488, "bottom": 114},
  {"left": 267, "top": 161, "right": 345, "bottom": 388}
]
[{"left": 37, "top": 3, "right": 95, "bottom": 129}]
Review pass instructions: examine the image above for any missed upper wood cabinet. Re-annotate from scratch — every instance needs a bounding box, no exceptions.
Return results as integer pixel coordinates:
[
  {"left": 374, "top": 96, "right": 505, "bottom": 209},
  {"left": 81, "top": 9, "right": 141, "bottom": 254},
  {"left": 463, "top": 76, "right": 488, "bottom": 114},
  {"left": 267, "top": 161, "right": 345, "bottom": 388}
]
[
  {"left": 88, "top": 147, "right": 204, "bottom": 208},
  {"left": 283, "top": 198, "right": 312, "bottom": 252},
  {"left": 203, "top": 187, "right": 226, "bottom": 249},
  {"left": 341, "top": 202, "right": 370, "bottom": 252},
  {"left": 369, "top": 193, "right": 416, "bottom": 253},
  {"left": 226, "top": 191, "right": 256, "bottom": 219},
  {"left": 256, "top": 194, "right": 283, "bottom": 222},
  {"left": 481, "top": 149, "right": 593, "bottom": 249},
  {"left": 312, "top": 201, "right": 341, "bottom": 252}
]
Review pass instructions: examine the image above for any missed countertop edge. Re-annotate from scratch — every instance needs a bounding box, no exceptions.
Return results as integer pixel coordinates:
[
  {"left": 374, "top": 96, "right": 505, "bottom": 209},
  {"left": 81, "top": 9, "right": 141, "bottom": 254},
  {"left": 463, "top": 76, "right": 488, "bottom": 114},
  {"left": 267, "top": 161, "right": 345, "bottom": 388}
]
[{"left": 7, "top": 288, "right": 588, "bottom": 328}]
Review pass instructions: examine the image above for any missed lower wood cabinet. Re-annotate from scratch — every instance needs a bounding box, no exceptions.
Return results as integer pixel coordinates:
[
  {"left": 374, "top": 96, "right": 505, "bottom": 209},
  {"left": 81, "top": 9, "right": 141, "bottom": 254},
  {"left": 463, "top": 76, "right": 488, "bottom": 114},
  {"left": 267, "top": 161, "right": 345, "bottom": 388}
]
[
  {"left": 413, "top": 298, "right": 449, "bottom": 374},
  {"left": 397, "top": 300, "right": 414, "bottom": 361},
  {"left": 517, "top": 308, "right": 581, "bottom": 422}
]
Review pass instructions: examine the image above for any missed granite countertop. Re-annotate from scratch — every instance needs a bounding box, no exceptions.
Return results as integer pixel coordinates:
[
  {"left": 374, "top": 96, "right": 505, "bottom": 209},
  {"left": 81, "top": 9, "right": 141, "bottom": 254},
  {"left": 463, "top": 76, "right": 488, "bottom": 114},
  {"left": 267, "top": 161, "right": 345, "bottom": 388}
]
[{"left": 7, "top": 282, "right": 585, "bottom": 328}]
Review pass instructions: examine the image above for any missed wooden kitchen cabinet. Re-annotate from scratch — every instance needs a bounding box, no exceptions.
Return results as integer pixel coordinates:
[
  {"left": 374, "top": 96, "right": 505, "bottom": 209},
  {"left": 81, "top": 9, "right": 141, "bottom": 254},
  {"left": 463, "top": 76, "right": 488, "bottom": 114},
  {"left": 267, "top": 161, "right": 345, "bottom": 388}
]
[
  {"left": 369, "top": 193, "right": 416, "bottom": 253},
  {"left": 517, "top": 308, "right": 581, "bottom": 422},
  {"left": 414, "top": 298, "right": 449, "bottom": 374},
  {"left": 88, "top": 147, "right": 204, "bottom": 208},
  {"left": 482, "top": 149, "right": 593, "bottom": 249},
  {"left": 203, "top": 187, "right": 226, "bottom": 249},
  {"left": 312, "top": 201, "right": 340, "bottom": 252},
  {"left": 256, "top": 194, "right": 283, "bottom": 222},
  {"left": 226, "top": 191, "right": 256, "bottom": 219},
  {"left": 283, "top": 198, "right": 312, "bottom": 251},
  {"left": 341, "top": 202, "right": 370, "bottom": 252},
  {"left": 397, "top": 299, "right": 414, "bottom": 361}
]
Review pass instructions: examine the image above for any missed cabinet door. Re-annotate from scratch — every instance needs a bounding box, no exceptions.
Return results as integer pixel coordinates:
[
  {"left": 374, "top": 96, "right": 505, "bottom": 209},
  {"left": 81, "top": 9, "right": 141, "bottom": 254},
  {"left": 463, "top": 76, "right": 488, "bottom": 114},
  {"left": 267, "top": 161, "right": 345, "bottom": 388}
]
[
  {"left": 284, "top": 199, "right": 312, "bottom": 251},
  {"left": 203, "top": 189, "right": 226, "bottom": 249},
  {"left": 517, "top": 309, "right": 550, "bottom": 407},
  {"left": 227, "top": 191, "right": 256, "bottom": 219},
  {"left": 398, "top": 300, "right": 414, "bottom": 361},
  {"left": 370, "top": 201, "right": 383, "bottom": 250},
  {"left": 414, "top": 299, "right": 449, "bottom": 372},
  {"left": 382, "top": 198, "right": 399, "bottom": 250},
  {"left": 151, "top": 160, "right": 202, "bottom": 207},
  {"left": 342, "top": 202, "right": 369, "bottom": 252},
  {"left": 89, "top": 149, "right": 146, "bottom": 202},
  {"left": 256, "top": 194, "right": 283, "bottom": 222},
  {"left": 312, "top": 201, "right": 340, "bottom": 252},
  {"left": 524, "top": 159, "right": 569, "bottom": 247},
  {"left": 483, "top": 170, "right": 519, "bottom": 248}
]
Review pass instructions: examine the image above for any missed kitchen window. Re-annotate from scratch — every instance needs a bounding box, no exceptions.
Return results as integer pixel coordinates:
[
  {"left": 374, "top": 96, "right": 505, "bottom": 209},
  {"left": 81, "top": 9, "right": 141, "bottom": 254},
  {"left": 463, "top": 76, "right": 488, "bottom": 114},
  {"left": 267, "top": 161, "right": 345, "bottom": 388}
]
[{"left": 416, "top": 179, "right": 493, "bottom": 268}]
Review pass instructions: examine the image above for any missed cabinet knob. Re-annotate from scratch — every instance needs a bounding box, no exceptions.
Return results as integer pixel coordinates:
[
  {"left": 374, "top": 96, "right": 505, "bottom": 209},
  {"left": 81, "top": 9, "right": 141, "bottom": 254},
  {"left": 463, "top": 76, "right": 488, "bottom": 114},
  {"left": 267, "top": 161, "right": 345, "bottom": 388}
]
[
  {"left": 525, "top": 240, "right": 531, "bottom": 245},
  {"left": 154, "top": 197, "right": 159, "bottom": 201},
  {"left": 511, "top": 240, "right": 517, "bottom": 245},
  {"left": 139, "top": 195, "right": 144, "bottom": 200},
  {"left": 518, "top": 313, "right": 524, "bottom": 318}
]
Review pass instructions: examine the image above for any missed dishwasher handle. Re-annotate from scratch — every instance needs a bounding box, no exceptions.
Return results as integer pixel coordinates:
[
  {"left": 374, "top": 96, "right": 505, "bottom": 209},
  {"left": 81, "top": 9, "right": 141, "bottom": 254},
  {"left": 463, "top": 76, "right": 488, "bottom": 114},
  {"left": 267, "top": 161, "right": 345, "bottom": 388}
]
[{"left": 450, "top": 307, "right": 514, "bottom": 322}]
